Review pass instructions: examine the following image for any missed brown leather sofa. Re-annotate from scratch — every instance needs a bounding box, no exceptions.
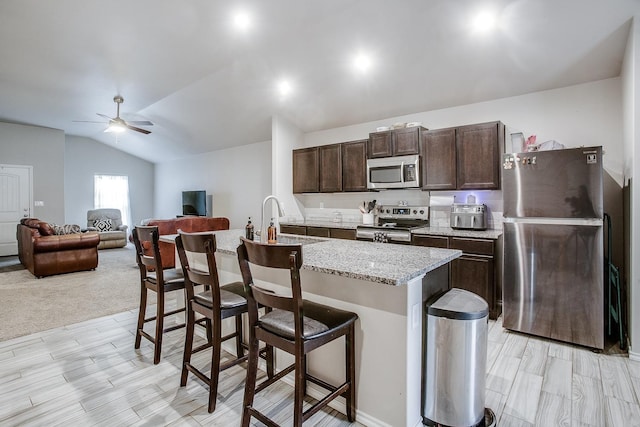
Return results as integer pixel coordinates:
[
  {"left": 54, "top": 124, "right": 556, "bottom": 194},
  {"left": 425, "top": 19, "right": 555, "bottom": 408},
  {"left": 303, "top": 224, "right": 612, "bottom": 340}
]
[
  {"left": 140, "top": 217, "right": 230, "bottom": 269},
  {"left": 17, "top": 218, "right": 100, "bottom": 278}
]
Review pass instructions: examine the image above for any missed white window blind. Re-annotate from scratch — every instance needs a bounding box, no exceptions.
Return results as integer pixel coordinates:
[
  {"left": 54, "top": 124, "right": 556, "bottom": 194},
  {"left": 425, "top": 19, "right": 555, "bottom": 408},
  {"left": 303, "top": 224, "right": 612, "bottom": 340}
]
[{"left": 94, "top": 175, "right": 131, "bottom": 228}]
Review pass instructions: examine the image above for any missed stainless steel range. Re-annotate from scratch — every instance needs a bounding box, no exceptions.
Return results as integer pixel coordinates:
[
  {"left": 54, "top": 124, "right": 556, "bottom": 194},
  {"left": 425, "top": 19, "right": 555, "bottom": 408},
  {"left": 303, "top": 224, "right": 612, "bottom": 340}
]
[{"left": 356, "top": 205, "right": 429, "bottom": 244}]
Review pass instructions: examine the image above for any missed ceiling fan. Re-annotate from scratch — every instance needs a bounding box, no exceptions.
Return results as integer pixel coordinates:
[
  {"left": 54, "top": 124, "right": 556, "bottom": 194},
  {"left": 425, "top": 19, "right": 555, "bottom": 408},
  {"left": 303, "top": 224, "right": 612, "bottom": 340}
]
[{"left": 75, "top": 95, "right": 153, "bottom": 134}]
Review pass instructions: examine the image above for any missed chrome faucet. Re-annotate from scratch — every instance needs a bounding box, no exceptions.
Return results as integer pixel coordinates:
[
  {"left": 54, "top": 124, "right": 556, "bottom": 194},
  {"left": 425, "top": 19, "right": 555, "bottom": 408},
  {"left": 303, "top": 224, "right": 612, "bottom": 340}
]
[{"left": 260, "top": 195, "right": 285, "bottom": 243}]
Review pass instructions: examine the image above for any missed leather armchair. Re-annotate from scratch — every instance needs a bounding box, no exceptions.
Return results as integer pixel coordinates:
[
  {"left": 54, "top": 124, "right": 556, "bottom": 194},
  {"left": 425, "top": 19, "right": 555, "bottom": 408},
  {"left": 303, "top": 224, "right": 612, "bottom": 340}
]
[{"left": 87, "top": 208, "right": 128, "bottom": 249}]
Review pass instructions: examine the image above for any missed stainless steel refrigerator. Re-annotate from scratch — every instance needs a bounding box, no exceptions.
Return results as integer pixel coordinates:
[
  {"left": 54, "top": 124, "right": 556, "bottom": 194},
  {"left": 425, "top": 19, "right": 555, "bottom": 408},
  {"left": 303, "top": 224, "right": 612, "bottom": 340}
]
[{"left": 502, "top": 146, "right": 604, "bottom": 349}]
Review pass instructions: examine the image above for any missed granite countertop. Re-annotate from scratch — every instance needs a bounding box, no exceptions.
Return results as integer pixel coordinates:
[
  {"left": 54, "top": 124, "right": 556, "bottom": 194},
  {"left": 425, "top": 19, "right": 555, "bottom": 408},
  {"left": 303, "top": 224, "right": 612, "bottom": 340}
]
[{"left": 212, "top": 229, "right": 461, "bottom": 286}]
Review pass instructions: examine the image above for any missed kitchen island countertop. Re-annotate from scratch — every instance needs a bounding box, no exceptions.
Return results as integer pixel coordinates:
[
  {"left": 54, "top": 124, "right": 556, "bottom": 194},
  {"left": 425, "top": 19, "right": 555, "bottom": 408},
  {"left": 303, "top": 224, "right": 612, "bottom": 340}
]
[{"left": 212, "top": 229, "right": 461, "bottom": 286}]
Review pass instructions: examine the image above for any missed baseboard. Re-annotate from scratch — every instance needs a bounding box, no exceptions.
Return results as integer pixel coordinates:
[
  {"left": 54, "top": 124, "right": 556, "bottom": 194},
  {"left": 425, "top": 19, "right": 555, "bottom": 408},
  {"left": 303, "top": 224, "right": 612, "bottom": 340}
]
[{"left": 629, "top": 347, "right": 640, "bottom": 361}]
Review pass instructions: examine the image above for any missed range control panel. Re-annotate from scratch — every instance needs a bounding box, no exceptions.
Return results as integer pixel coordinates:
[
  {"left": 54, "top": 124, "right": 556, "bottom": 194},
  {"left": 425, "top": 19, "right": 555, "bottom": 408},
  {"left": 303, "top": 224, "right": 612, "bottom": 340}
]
[{"left": 378, "top": 205, "right": 429, "bottom": 221}]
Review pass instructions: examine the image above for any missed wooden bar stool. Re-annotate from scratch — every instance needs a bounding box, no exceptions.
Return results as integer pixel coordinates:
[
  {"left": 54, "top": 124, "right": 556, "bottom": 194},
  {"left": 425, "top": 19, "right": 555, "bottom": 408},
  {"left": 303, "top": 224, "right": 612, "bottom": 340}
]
[
  {"left": 176, "top": 231, "right": 273, "bottom": 413},
  {"left": 237, "top": 237, "right": 358, "bottom": 427},
  {"left": 132, "top": 226, "right": 186, "bottom": 364}
]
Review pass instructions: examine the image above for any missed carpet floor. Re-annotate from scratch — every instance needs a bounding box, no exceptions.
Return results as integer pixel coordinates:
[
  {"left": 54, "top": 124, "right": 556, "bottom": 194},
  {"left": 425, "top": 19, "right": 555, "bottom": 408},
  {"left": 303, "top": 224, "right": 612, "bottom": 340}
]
[{"left": 0, "top": 244, "right": 155, "bottom": 342}]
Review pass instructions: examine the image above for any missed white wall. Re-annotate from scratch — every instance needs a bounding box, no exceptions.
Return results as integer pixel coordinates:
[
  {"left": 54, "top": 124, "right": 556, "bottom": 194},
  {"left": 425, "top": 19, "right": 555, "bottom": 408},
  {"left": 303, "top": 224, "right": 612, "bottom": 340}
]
[
  {"left": 64, "top": 135, "right": 155, "bottom": 228},
  {"left": 154, "top": 140, "right": 271, "bottom": 229},
  {"left": 272, "top": 115, "right": 305, "bottom": 221},
  {"left": 0, "top": 122, "right": 65, "bottom": 223},
  {"left": 622, "top": 17, "right": 639, "bottom": 358}
]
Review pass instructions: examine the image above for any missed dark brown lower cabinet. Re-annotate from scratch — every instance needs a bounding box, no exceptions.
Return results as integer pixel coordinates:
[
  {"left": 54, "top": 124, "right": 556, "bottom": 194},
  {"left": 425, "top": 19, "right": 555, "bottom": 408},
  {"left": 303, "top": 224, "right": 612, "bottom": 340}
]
[
  {"left": 279, "top": 225, "right": 356, "bottom": 241},
  {"left": 329, "top": 228, "right": 356, "bottom": 240},
  {"left": 412, "top": 234, "right": 501, "bottom": 320},
  {"left": 450, "top": 254, "right": 495, "bottom": 317},
  {"left": 279, "top": 225, "right": 306, "bottom": 235},
  {"left": 307, "top": 226, "right": 330, "bottom": 237}
]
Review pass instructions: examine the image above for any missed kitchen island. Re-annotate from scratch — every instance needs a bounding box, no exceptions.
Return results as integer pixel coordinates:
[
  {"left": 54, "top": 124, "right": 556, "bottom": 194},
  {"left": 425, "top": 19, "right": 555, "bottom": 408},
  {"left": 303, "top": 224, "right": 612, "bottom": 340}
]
[{"left": 186, "top": 229, "right": 461, "bottom": 426}]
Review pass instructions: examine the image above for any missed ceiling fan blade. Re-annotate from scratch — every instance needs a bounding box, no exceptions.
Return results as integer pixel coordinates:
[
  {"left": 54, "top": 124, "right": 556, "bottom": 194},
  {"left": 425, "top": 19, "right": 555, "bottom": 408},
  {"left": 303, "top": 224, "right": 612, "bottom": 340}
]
[
  {"left": 125, "top": 120, "right": 154, "bottom": 126},
  {"left": 96, "top": 113, "right": 113, "bottom": 120},
  {"left": 126, "top": 124, "right": 152, "bottom": 134},
  {"left": 73, "top": 120, "right": 107, "bottom": 123}
]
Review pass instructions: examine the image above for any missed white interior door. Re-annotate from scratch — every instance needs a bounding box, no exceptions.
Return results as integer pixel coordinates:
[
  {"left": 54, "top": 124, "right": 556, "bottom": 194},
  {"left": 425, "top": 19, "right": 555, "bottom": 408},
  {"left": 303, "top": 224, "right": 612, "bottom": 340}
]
[{"left": 0, "top": 165, "right": 32, "bottom": 256}]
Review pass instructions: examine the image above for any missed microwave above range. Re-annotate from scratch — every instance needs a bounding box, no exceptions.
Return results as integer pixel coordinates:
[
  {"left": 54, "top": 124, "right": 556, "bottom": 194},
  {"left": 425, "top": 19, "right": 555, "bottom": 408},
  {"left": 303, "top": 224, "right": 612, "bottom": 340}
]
[{"left": 366, "top": 154, "right": 420, "bottom": 190}]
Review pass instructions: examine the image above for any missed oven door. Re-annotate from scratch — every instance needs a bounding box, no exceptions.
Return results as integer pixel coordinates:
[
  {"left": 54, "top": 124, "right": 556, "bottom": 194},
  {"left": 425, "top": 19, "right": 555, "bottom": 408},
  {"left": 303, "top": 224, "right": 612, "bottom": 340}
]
[{"left": 356, "top": 226, "right": 412, "bottom": 244}]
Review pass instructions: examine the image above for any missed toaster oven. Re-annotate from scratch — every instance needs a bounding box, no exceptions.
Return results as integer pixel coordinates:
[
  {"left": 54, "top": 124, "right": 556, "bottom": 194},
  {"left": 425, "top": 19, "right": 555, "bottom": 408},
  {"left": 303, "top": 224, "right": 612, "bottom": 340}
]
[{"left": 450, "top": 204, "right": 488, "bottom": 230}]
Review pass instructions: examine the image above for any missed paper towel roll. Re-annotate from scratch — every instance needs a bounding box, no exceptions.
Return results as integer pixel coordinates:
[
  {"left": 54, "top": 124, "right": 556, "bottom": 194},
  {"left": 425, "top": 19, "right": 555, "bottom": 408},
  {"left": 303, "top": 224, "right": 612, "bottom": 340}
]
[{"left": 429, "top": 195, "right": 454, "bottom": 207}]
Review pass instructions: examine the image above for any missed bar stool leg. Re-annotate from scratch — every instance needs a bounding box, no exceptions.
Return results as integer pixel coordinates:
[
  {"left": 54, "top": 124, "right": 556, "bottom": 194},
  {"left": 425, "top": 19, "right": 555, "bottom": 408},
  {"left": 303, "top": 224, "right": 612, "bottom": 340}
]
[
  {"left": 181, "top": 301, "right": 195, "bottom": 386},
  {"left": 135, "top": 285, "right": 147, "bottom": 349},
  {"left": 208, "top": 317, "right": 222, "bottom": 413},
  {"left": 235, "top": 315, "right": 244, "bottom": 357},
  {"left": 347, "top": 324, "right": 356, "bottom": 422},
  {"left": 241, "top": 334, "right": 260, "bottom": 427},
  {"left": 154, "top": 289, "right": 164, "bottom": 365},
  {"left": 294, "top": 351, "right": 305, "bottom": 427}
]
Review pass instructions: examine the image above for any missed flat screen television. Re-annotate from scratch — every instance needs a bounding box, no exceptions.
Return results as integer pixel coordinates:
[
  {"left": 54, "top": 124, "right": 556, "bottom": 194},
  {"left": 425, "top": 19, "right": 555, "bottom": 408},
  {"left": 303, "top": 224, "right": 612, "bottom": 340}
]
[{"left": 182, "top": 190, "right": 206, "bottom": 216}]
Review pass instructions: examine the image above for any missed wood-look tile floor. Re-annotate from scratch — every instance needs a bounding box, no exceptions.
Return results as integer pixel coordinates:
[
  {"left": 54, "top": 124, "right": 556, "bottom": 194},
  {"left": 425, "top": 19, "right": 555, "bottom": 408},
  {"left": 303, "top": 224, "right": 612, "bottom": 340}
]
[{"left": 1, "top": 310, "right": 639, "bottom": 426}]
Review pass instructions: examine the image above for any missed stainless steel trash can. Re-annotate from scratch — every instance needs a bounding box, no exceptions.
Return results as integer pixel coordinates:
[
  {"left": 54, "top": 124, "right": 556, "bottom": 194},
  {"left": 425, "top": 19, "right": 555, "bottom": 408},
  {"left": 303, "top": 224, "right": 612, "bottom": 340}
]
[{"left": 423, "top": 288, "right": 489, "bottom": 427}]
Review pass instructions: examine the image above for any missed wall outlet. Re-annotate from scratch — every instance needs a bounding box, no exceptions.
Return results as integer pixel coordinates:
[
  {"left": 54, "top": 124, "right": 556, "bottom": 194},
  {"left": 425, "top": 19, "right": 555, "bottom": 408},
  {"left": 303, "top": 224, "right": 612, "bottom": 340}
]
[
  {"left": 319, "top": 202, "right": 324, "bottom": 209},
  {"left": 34, "top": 200, "right": 44, "bottom": 207}
]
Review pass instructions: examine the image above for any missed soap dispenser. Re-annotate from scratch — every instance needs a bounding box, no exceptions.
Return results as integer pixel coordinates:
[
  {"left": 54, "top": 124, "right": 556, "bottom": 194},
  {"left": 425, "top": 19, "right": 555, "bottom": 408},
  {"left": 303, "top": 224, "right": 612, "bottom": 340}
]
[
  {"left": 267, "top": 218, "right": 277, "bottom": 244},
  {"left": 245, "top": 217, "right": 254, "bottom": 240}
]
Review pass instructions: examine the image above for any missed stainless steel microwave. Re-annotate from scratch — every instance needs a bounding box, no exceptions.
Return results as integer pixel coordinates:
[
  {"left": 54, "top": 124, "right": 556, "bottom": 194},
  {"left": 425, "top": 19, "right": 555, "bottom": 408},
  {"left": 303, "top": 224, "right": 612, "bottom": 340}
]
[{"left": 366, "top": 154, "right": 420, "bottom": 189}]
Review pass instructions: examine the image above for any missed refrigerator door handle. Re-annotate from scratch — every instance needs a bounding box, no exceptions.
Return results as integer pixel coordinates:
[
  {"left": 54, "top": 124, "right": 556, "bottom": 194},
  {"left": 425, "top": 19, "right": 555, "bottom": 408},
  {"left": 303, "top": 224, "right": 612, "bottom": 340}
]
[{"left": 503, "top": 217, "right": 603, "bottom": 226}]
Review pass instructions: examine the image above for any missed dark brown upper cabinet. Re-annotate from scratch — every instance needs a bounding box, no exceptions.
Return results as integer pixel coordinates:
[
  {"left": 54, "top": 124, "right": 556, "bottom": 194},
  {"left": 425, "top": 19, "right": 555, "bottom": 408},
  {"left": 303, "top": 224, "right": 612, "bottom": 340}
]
[
  {"left": 421, "top": 121, "right": 503, "bottom": 191},
  {"left": 392, "top": 127, "right": 422, "bottom": 156},
  {"left": 456, "top": 121, "right": 503, "bottom": 190},
  {"left": 292, "top": 147, "right": 319, "bottom": 193},
  {"left": 421, "top": 127, "right": 457, "bottom": 190},
  {"left": 367, "top": 127, "right": 423, "bottom": 158},
  {"left": 367, "top": 130, "right": 393, "bottom": 158},
  {"left": 341, "top": 139, "right": 368, "bottom": 192},
  {"left": 319, "top": 143, "right": 342, "bottom": 192}
]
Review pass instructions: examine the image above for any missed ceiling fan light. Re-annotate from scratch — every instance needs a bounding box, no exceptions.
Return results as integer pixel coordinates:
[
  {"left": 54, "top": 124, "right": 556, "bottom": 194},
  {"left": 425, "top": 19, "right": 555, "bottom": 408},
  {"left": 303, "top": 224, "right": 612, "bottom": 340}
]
[{"left": 107, "top": 122, "right": 126, "bottom": 133}]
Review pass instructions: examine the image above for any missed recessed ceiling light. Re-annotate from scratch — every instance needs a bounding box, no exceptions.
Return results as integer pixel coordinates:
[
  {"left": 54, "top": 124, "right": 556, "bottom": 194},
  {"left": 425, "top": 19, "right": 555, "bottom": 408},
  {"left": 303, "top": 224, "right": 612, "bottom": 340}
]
[
  {"left": 232, "top": 10, "right": 252, "bottom": 31},
  {"left": 472, "top": 10, "right": 497, "bottom": 33},
  {"left": 277, "top": 79, "right": 293, "bottom": 97},
  {"left": 353, "top": 53, "right": 372, "bottom": 73}
]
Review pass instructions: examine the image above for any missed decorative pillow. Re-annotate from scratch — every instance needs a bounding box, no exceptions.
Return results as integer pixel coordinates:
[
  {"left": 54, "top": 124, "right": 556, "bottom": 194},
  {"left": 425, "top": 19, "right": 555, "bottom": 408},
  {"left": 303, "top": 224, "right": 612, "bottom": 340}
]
[
  {"left": 37, "top": 221, "right": 55, "bottom": 236},
  {"left": 52, "top": 224, "right": 82, "bottom": 235},
  {"left": 93, "top": 218, "right": 113, "bottom": 232},
  {"left": 24, "top": 218, "right": 41, "bottom": 228}
]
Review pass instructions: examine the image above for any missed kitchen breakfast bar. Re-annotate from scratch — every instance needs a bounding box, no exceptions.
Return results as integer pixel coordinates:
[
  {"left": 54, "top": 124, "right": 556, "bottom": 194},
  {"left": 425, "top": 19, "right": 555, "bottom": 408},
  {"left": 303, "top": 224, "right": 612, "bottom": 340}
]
[{"left": 191, "top": 229, "right": 462, "bottom": 427}]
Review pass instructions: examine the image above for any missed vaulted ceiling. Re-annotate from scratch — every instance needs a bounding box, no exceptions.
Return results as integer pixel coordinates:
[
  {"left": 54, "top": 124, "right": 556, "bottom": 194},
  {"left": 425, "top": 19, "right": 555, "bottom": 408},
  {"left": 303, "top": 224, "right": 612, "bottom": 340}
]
[{"left": 0, "top": 0, "right": 637, "bottom": 163}]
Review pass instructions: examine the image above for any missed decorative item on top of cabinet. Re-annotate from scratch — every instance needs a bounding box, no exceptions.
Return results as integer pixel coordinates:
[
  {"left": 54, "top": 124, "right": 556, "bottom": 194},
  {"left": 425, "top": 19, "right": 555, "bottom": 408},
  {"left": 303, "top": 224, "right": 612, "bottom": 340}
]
[
  {"left": 319, "top": 143, "right": 342, "bottom": 192},
  {"left": 293, "top": 147, "right": 319, "bottom": 193},
  {"left": 341, "top": 139, "right": 368, "bottom": 192},
  {"left": 368, "top": 126, "right": 426, "bottom": 158}
]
